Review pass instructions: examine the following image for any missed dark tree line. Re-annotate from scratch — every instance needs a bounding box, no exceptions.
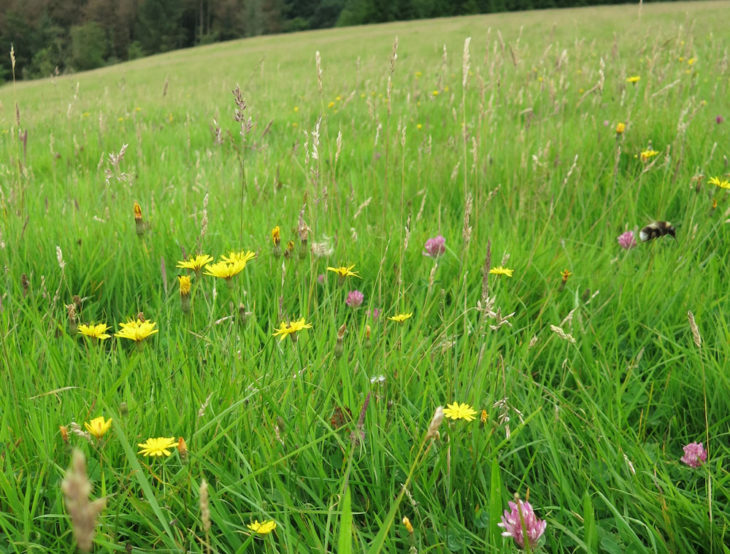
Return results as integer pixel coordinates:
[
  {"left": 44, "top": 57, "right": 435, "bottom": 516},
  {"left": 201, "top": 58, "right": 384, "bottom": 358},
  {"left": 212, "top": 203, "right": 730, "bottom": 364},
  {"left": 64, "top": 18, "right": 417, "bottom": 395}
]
[{"left": 0, "top": 0, "right": 673, "bottom": 81}]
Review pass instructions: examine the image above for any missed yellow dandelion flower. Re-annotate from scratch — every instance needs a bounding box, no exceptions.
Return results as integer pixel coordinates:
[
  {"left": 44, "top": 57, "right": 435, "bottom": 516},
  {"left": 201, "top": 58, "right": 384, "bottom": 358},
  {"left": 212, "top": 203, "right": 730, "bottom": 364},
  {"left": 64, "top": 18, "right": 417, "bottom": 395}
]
[
  {"left": 615, "top": 122, "right": 625, "bottom": 134},
  {"left": 84, "top": 416, "right": 112, "bottom": 440},
  {"left": 176, "top": 254, "right": 213, "bottom": 272},
  {"left": 78, "top": 323, "right": 111, "bottom": 340},
  {"left": 178, "top": 275, "right": 191, "bottom": 296},
  {"left": 272, "top": 318, "right": 312, "bottom": 342},
  {"left": 480, "top": 409, "right": 488, "bottom": 424},
  {"left": 247, "top": 520, "right": 277, "bottom": 535},
  {"left": 626, "top": 75, "right": 640, "bottom": 84},
  {"left": 388, "top": 312, "right": 412, "bottom": 323},
  {"left": 221, "top": 250, "right": 256, "bottom": 265},
  {"left": 432, "top": 90, "right": 440, "bottom": 96},
  {"left": 640, "top": 149, "right": 659, "bottom": 163},
  {"left": 204, "top": 260, "right": 246, "bottom": 280},
  {"left": 687, "top": 57, "right": 696, "bottom": 65},
  {"left": 293, "top": 106, "right": 299, "bottom": 112},
  {"left": 115, "top": 319, "right": 159, "bottom": 342},
  {"left": 328, "top": 101, "right": 335, "bottom": 108},
  {"left": 327, "top": 265, "right": 360, "bottom": 279},
  {"left": 271, "top": 226, "right": 281, "bottom": 246},
  {"left": 489, "top": 266, "right": 514, "bottom": 277},
  {"left": 561, "top": 269, "right": 572, "bottom": 283},
  {"left": 443, "top": 402, "right": 477, "bottom": 422},
  {"left": 709, "top": 176, "right": 730, "bottom": 189},
  {"left": 138, "top": 437, "right": 177, "bottom": 457}
]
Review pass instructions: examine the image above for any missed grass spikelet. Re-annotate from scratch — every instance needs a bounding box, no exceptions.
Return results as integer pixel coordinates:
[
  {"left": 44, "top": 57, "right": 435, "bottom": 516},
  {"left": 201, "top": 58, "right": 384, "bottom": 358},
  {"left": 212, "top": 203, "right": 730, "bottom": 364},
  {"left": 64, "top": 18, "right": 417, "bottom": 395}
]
[{"left": 61, "top": 449, "right": 105, "bottom": 552}]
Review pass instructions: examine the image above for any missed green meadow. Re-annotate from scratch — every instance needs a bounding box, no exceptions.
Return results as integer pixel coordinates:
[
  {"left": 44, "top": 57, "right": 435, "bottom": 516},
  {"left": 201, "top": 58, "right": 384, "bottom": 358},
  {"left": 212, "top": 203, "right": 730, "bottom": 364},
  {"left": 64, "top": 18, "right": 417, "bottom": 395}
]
[{"left": 1, "top": 1, "right": 729, "bottom": 551}]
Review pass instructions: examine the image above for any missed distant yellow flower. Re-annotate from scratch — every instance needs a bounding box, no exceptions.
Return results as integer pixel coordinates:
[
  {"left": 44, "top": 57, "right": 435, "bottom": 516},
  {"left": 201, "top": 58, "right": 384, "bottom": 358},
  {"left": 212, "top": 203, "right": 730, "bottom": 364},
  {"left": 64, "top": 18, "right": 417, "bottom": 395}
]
[
  {"left": 204, "top": 260, "right": 246, "bottom": 280},
  {"left": 402, "top": 516, "right": 414, "bottom": 534},
  {"left": 138, "top": 437, "right": 177, "bottom": 457},
  {"left": 480, "top": 409, "right": 488, "bottom": 424},
  {"left": 626, "top": 75, "right": 640, "bottom": 84},
  {"left": 247, "top": 519, "right": 277, "bottom": 535},
  {"left": 489, "top": 266, "right": 514, "bottom": 277},
  {"left": 177, "top": 254, "right": 213, "bottom": 272},
  {"left": 432, "top": 90, "right": 439, "bottom": 96},
  {"left": 133, "top": 202, "right": 142, "bottom": 221},
  {"left": 388, "top": 312, "right": 412, "bottom": 323},
  {"left": 640, "top": 149, "right": 659, "bottom": 162},
  {"left": 417, "top": 123, "right": 423, "bottom": 130},
  {"left": 709, "top": 176, "right": 730, "bottom": 189},
  {"left": 687, "top": 57, "right": 696, "bottom": 65},
  {"left": 615, "top": 122, "right": 625, "bottom": 134},
  {"left": 328, "top": 101, "right": 335, "bottom": 108},
  {"left": 293, "top": 106, "right": 299, "bottom": 112},
  {"left": 115, "top": 319, "right": 158, "bottom": 342},
  {"left": 271, "top": 226, "right": 281, "bottom": 246},
  {"left": 78, "top": 323, "right": 111, "bottom": 340},
  {"left": 273, "top": 318, "right": 312, "bottom": 342},
  {"left": 84, "top": 416, "right": 112, "bottom": 440},
  {"left": 561, "top": 269, "right": 572, "bottom": 283},
  {"left": 221, "top": 250, "right": 256, "bottom": 265},
  {"left": 327, "top": 265, "right": 360, "bottom": 279},
  {"left": 443, "top": 402, "right": 477, "bottom": 422},
  {"left": 415, "top": 71, "right": 422, "bottom": 78}
]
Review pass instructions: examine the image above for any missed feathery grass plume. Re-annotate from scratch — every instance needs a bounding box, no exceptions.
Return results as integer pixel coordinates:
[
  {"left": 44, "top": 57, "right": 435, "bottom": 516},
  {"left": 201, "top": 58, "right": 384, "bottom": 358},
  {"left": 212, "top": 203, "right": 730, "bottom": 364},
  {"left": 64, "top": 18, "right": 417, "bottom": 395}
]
[
  {"left": 197, "top": 193, "right": 208, "bottom": 253},
  {"left": 315, "top": 51, "right": 323, "bottom": 95},
  {"left": 298, "top": 204, "right": 309, "bottom": 258},
  {"left": 61, "top": 449, "right": 106, "bottom": 552},
  {"left": 199, "top": 479, "right": 211, "bottom": 532},
  {"left": 386, "top": 36, "right": 398, "bottom": 115},
  {"left": 462, "top": 193, "right": 473, "bottom": 250},
  {"left": 687, "top": 311, "right": 702, "bottom": 348},
  {"left": 550, "top": 324, "right": 576, "bottom": 343},
  {"left": 426, "top": 406, "right": 444, "bottom": 440}
]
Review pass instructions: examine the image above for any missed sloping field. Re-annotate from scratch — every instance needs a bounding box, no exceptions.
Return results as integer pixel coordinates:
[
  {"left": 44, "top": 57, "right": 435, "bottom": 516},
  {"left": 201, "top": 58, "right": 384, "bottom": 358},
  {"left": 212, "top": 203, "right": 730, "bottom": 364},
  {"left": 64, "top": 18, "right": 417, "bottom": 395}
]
[{"left": 0, "top": 1, "right": 729, "bottom": 551}]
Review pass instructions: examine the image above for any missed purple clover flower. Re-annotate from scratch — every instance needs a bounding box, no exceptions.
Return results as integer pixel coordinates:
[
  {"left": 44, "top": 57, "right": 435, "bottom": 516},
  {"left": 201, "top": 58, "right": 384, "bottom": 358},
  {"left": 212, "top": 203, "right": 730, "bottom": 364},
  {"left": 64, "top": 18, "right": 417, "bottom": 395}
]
[
  {"left": 617, "top": 230, "right": 637, "bottom": 250},
  {"left": 499, "top": 499, "right": 547, "bottom": 549},
  {"left": 423, "top": 235, "right": 446, "bottom": 258},
  {"left": 681, "top": 442, "right": 707, "bottom": 468},
  {"left": 346, "top": 290, "right": 364, "bottom": 308}
]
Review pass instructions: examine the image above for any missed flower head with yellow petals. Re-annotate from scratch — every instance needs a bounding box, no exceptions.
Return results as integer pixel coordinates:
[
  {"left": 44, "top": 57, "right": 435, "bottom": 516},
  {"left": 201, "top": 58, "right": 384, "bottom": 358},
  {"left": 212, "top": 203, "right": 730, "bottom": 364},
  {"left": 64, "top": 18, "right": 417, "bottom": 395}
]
[
  {"left": 443, "top": 402, "right": 477, "bottom": 422},
  {"left": 78, "top": 323, "right": 111, "bottom": 341},
  {"left": 84, "top": 416, "right": 112, "bottom": 440},
  {"left": 273, "top": 318, "right": 312, "bottom": 342},
  {"left": 138, "top": 437, "right": 177, "bottom": 457},
  {"left": 115, "top": 319, "right": 158, "bottom": 342}
]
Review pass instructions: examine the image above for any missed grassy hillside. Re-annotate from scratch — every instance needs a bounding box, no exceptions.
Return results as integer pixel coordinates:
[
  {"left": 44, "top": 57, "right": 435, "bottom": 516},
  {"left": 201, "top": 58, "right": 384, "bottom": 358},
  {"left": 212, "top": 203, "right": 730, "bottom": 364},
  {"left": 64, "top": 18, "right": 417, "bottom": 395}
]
[{"left": 1, "top": 2, "right": 729, "bottom": 551}]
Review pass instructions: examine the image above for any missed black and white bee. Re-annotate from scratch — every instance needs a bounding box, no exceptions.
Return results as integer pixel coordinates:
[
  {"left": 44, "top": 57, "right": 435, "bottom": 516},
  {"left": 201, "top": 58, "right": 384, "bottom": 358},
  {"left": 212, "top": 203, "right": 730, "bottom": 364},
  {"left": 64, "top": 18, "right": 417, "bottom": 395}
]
[{"left": 639, "top": 221, "right": 676, "bottom": 242}]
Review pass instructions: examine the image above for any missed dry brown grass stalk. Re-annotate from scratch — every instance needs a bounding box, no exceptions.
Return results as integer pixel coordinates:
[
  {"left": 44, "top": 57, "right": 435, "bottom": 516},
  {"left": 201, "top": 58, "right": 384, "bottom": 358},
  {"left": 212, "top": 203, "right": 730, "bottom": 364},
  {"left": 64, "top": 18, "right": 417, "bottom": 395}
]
[{"left": 61, "top": 449, "right": 105, "bottom": 552}]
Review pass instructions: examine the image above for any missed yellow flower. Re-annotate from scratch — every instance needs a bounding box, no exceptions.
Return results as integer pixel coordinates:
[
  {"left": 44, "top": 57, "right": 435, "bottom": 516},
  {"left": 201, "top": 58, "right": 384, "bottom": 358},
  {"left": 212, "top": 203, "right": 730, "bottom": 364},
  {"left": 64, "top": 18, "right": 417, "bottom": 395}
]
[
  {"left": 138, "top": 437, "right": 177, "bottom": 457},
  {"left": 480, "top": 409, "right": 488, "bottom": 424},
  {"left": 247, "top": 519, "right": 277, "bottom": 535},
  {"left": 615, "top": 122, "right": 625, "bottom": 134},
  {"left": 432, "top": 90, "right": 439, "bottom": 96},
  {"left": 687, "top": 57, "right": 696, "bottom": 65},
  {"left": 388, "top": 312, "right": 412, "bottom": 323},
  {"left": 78, "top": 323, "right": 111, "bottom": 340},
  {"left": 273, "top": 318, "right": 312, "bottom": 342},
  {"left": 293, "top": 106, "right": 299, "bottom": 112},
  {"left": 204, "top": 260, "right": 246, "bottom": 280},
  {"left": 709, "top": 176, "right": 730, "bottom": 189},
  {"left": 402, "top": 516, "right": 414, "bottom": 534},
  {"left": 177, "top": 254, "right": 213, "bottom": 272},
  {"left": 417, "top": 123, "right": 423, "bottom": 130},
  {"left": 271, "top": 226, "right": 281, "bottom": 246},
  {"left": 443, "top": 402, "right": 477, "bottom": 422},
  {"left": 328, "top": 101, "right": 335, "bottom": 108},
  {"left": 84, "top": 416, "right": 112, "bottom": 440},
  {"left": 133, "top": 202, "right": 142, "bottom": 221},
  {"left": 626, "top": 75, "right": 640, "bottom": 84},
  {"left": 640, "top": 149, "right": 659, "bottom": 162},
  {"left": 489, "top": 266, "right": 514, "bottom": 277},
  {"left": 179, "top": 275, "right": 191, "bottom": 296},
  {"left": 221, "top": 250, "right": 256, "bottom": 265},
  {"left": 327, "top": 265, "right": 360, "bottom": 279},
  {"left": 561, "top": 269, "right": 572, "bottom": 283},
  {"left": 115, "top": 319, "right": 159, "bottom": 342}
]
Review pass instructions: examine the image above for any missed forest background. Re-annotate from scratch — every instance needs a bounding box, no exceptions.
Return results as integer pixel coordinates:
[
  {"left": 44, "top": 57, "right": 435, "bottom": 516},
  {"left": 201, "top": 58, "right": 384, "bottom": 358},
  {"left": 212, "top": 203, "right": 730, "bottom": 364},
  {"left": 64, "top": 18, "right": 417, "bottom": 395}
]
[{"left": 1, "top": 0, "right": 679, "bottom": 82}]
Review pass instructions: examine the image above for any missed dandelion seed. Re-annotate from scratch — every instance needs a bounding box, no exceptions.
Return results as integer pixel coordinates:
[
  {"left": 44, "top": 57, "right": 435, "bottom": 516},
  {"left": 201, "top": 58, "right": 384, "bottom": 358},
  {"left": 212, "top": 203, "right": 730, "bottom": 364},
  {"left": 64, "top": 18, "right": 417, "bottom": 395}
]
[
  {"left": 83, "top": 416, "right": 112, "bottom": 440},
  {"left": 138, "top": 437, "right": 177, "bottom": 457},
  {"left": 443, "top": 402, "right": 477, "bottom": 422},
  {"left": 499, "top": 498, "right": 547, "bottom": 549},
  {"left": 680, "top": 442, "right": 707, "bottom": 468}
]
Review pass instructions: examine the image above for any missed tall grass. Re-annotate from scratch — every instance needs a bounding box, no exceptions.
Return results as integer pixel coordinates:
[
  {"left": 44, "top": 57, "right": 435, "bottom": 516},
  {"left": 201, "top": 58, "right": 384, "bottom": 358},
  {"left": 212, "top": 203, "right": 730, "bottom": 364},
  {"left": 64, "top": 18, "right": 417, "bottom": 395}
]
[{"left": 0, "top": 2, "right": 729, "bottom": 551}]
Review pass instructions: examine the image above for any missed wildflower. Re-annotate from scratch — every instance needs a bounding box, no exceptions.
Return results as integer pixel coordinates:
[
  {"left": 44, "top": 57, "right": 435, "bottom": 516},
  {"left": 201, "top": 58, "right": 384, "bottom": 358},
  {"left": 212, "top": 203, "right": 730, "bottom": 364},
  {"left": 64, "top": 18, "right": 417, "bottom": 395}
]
[
  {"left": 138, "top": 437, "right": 177, "bottom": 457},
  {"left": 204, "top": 260, "right": 246, "bottom": 281},
  {"left": 680, "top": 442, "right": 707, "bottom": 468},
  {"left": 499, "top": 498, "right": 547, "bottom": 549},
  {"left": 346, "top": 290, "right": 364, "bottom": 308},
  {"left": 388, "top": 312, "right": 412, "bottom": 323},
  {"left": 327, "top": 264, "right": 360, "bottom": 281},
  {"left": 617, "top": 231, "right": 637, "bottom": 250},
  {"left": 423, "top": 235, "right": 446, "bottom": 258},
  {"left": 271, "top": 226, "right": 281, "bottom": 246},
  {"left": 284, "top": 240, "right": 295, "bottom": 259},
  {"left": 317, "top": 273, "right": 326, "bottom": 285},
  {"left": 133, "top": 202, "right": 144, "bottom": 236},
  {"left": 370, "top": 308, "right": 381, "bottom": 320},
  {"left": 402, "top": 516, "right": 414, "bottom": 534},
  {"left": 84, "top": 416, "right": 112, "bottom": 440},
  {"left": 178, "top": 275, "right": 191, "bottom": 296},
  {"left": 443, "top": 402, "right": 477, "bottom": 422},
  {"left": 615, "top": 122, "right": 625, "bottom": 135},
  {"left": 60, "top": 425, "right": 69, "bottom": 443},
  {"left": 432, "top": 90, "right": 439, "bottom": 96},
  {"left": 272, "top": 318, "right": 312, "bottom": 342},
  {"left": 626, "top": 75, "right": 640, "bottom": 84},
  {"left": 480, "top": 409, "right": 488, "bottom": 424},
  {"left": 78, "top": 323, "right": 111, "bottom": 341},
  {"left": 560, "top": 269, "right": 572, "bottom": 283},
  {"left": 176, "top": 254, "right": 213, "bottom": 273},
  {"left": 248, "top": 519, "right": 277, "bottom": 535},
  {"left": 221, "top": 250, "right": 256, "bottom": 265},
  {"left": 115, "top": 319, "right": 158, "bottom": 343},
  {"left": 709, "top": 176, "right": 730, "bottom": 189},
  {"left": 365, "top": 324, "right": 372, "bottom": 348},
  {"left": 328, "top": 101, "right": 335, "bottom": 109},
  {"left": 177, "top": 437, "right": 188, "bottom": 461},
  {"left": 716, "top": 115, "right": 724, "bottom": 124},
  {"left": 640, "top": 149, "right": 659, "bottom": 162},
  {"left": 489, "top": 266, "right": 514, "bottom": 277}
]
